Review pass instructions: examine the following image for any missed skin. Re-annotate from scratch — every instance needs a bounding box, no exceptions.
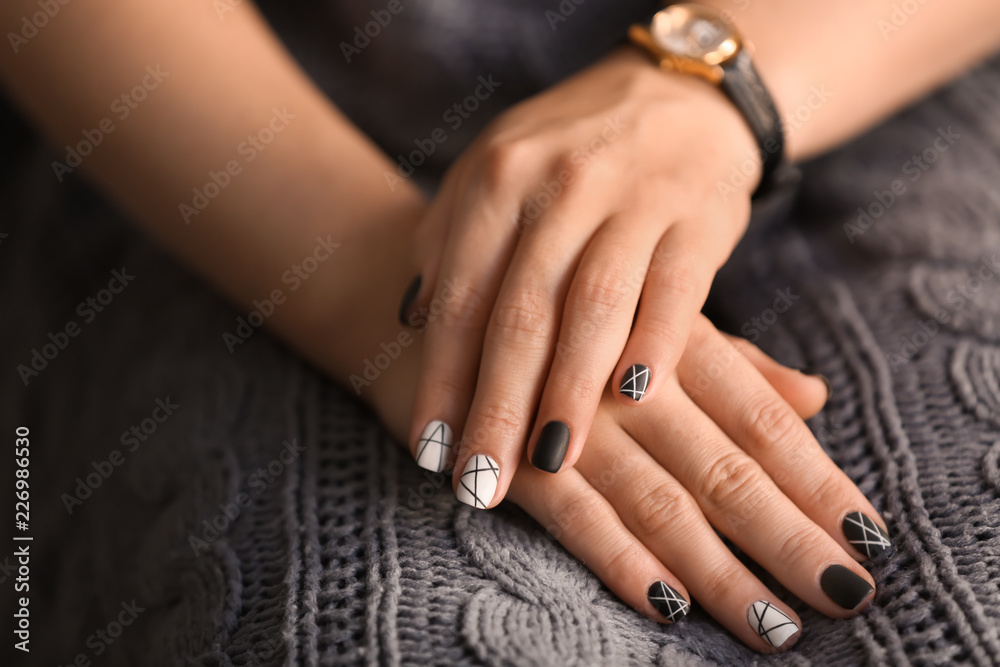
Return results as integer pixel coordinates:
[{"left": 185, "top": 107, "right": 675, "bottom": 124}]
[
  {"left": 1, "top": 0, "right": 997, "bottom": 652},
  {"left": 406, "top": 3, "right": 1000, "bottom": 507}
]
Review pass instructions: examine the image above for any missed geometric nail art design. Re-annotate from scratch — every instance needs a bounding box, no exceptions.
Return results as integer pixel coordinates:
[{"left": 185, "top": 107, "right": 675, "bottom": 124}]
[
  {"left": 647, "top": 581, "right": 690, "bottom": 623},
  {"left": 842, "top": 511, "right": 891, "bottom": 559},
  {"left": 748, "top": 601, "right": 799, "bottom": 648},
  {"left": 456, "top": 454, "right": 499, "bottom": 509},
  {"left": 415, "top": 420, "right": 453, "bottom": 473},
  {"left": 620, "top": 364, "right": 651, "bottom": 401}
]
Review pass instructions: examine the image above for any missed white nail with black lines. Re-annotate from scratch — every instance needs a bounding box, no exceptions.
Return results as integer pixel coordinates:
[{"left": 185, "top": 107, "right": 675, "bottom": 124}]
[
  {"left": 456, "top": 454, "right": 499, "bottom": 509},
  {"left": 415, "top": 420, "right": 453, "bottom": 473},
  {"left": 748, "top": 601, "right": 799, "bottom": 648}
]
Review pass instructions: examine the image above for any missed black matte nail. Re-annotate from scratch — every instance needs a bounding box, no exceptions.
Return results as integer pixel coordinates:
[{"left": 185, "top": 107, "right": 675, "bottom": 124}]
[
  {"left": 842, "top": 511, "right": 891, "bottom": 559},
  {"left": 647, "top": 581, "right": 690, "bottom": 623},
  {"left": 821, "top": 564, "right": 874, "bottom": 610},
  {"left": 620, "top": 364, "right": 651, "bottom": 402},
  {"left": 398, "top": 275, "right": 422, "bottom": 326},
  {"left": 531, "top": 421, "right": 571, "bottom": 473}
]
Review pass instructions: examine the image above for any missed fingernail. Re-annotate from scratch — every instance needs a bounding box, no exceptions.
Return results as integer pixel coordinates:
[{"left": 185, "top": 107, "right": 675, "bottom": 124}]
[
  {"left": 821, "top": 564, "right": 874, "bottom": 611},
  {"left": 620, "top": 364, "right": 651, "bottom": 402},
  {"left": 456, "top": 454, "right": 499, "bottom": 509},
  {"left": 747, "top": 601, "right": 799, "bottom": 649},
  {"left": 647, "top": 581, "right": 690, "bottom": 623},
  {"left": 842, "top": 511, "right": 891, "bottom": 559},
  {"left": 398, "top": 275, "right": 422, "bottom": 326},
  {"left": 531, "top": 421, "right": 570, "bottom": 473},
  {"left": 415, "top": 420, "right": 453, "bottom": 473}
]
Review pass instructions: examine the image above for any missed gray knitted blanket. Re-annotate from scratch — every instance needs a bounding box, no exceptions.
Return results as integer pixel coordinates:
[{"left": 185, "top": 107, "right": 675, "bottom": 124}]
[{"left": 3, "top": 2, "right": 1000, "bottom": 665}]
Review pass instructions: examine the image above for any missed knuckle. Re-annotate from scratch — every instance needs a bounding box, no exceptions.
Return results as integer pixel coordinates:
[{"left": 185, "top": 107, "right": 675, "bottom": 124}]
[
  {"left": 699, "top": 452, "right": 762, "bottom": 509},
  {"left": 798, "top": 466, "right": 847, "bottom": 512},
  {"left": 773, "top": 528, "right": 827, "bottom": 568},
  {"left": 742, "top": 396, "right": 802, "bottom": 451},
  {"left": 551, "top": 152, "right": 589, "bottom": 185},
  {"left": 550, "top": 367, "right": 605, "bottom": 405},
  {"left": 480, "top": 137, "right": 533, "bottom": 192},
  {"left": 470, "top": 402, "right": 523, "bottom": 445},
  {"left": 492, "top": 289, "right": 552, "bottom": 347},
  {"left": 701, "top": 564, "right": 744, "bottom": 604},
  {"left": 543, "top": 494, "right": 595, "bottom": 537},
  {"left": 571, "top": 266, "right": 630, "bottom": 317},
  {"left": 436, "top": 280, "right": 489, "bottom": 333},
  {"left": 631, "top": 481, "right": 695, "bottom": 537},
  {"left": 653, "top": 261, "right": 701, "bottom": 302},
  {"left": 601, "top": 536, "right": 645, "bottom": 579}
]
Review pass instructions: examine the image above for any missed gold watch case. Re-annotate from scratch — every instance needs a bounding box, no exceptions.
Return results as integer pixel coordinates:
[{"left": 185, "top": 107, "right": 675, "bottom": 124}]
[{"left": 628, "top": 3, "right": 743, "bottom": 85}]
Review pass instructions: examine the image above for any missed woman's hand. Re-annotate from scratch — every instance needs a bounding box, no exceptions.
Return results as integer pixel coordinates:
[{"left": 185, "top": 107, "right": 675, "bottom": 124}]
[
  {"left": 401, "top": 46, "right": 763, "bottom": 506},
  {"left": 373, "top": 314, "right": 889, "bottom": 653},
  {"left": 507, "top": 317, "right": 889, "bottom": 652}
]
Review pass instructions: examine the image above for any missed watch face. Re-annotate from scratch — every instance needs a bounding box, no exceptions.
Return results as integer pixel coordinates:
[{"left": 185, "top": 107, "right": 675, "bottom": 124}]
[{"left": 650, "top": 4, "right": 739, "bottom": 65}]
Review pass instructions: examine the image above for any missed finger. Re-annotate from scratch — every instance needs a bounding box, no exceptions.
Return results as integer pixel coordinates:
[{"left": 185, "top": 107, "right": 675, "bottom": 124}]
[
  {"left": 574, "top": 410, "right": 802, "bottom": 652},
  {"left": 681, "top": 318, "right": 892, "bottom": 562},
  {"left": 408, "top": 150, "right": 545, "bottom": 472},
  {"left": 611, "top": 221, "right": 722, "bottom": 407},
  {"left": 526, "top": 212, "right": 653, "bottom": 473},
  {"left": 400, "top": 153, "right": 487, "bottom": 324},
  {"left": 624, "top": 379, "right": 878, "bottom": 619},
  {"left": 508, "top": 450, "right": 692, "bottom": 625},
  {"left": 721, "top": 332, "right": 830, "bottom": 420},
  {"left": 454, "top": 167, "right": 616, "bottom": 506}
]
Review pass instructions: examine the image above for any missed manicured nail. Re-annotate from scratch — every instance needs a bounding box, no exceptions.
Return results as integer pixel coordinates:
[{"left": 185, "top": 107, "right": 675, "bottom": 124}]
[
  {"left": 415, "top": 420, "right": 453, "bottom": 473},
  {"left": 647, "top": 581, "right": 690, "bottom": 623},
  {"left": 456, "top": 454, "right": 499, "bottom": 509},
  {"left": 842, "top": 511, "right": 891, "bottom": 559},
  {"left": 531, "top": 420, "right": 570, "bottom": 473},
  {"left": 398, "top": 275, "right": 422, "bottom": 326},
  {"left": 748, "top": 601, "right": 799, "bottom": 648},
  {"left": 821, "top": 564, "right": 874, "bottom": 611},
  {"left": 620, "top": 364, "right": 651, "bottom": 402}
]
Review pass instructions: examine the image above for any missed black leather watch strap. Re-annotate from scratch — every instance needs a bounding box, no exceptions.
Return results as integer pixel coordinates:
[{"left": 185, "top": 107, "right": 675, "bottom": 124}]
[{"left": 718, "top": 49, "right": 785, "bottom": 197}]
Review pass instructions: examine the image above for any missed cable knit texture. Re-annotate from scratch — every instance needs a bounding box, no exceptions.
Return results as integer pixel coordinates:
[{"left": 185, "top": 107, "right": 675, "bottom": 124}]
[{"left": 2, "top": 2, "right": 1000, "bottom": 664}]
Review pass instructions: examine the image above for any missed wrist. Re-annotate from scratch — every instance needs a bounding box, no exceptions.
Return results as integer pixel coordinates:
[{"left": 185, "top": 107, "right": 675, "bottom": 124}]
[{"left": 614, "top": 44, "right": 762, "bottom": 198}]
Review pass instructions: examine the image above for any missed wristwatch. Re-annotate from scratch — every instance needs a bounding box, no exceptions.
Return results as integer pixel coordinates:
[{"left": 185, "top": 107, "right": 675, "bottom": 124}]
[{"left": 628, "top": 3, "right": 790, "bottom": 198}]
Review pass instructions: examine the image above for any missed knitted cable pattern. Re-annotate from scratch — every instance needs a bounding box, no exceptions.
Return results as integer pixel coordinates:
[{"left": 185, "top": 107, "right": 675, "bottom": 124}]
[{"left": 2, "top": 2, "right": 1000, "bottom": 665}]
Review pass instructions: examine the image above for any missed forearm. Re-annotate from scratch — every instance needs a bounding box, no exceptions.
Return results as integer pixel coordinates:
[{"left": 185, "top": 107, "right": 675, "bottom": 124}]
[
  {"left": 698, "top": 0, "right": 1000, "bottom": 160},
  {"left": 0, "top": 0, "right": 425, "bottom": 400}
]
